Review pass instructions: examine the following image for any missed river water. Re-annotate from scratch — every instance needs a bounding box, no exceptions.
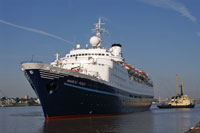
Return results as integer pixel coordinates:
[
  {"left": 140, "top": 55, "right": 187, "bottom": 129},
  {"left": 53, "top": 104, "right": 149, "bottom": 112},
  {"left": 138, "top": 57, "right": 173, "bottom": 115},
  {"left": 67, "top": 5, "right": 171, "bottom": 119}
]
[{"left": 0, "top": 104, "right": 200, "bottom": 133}]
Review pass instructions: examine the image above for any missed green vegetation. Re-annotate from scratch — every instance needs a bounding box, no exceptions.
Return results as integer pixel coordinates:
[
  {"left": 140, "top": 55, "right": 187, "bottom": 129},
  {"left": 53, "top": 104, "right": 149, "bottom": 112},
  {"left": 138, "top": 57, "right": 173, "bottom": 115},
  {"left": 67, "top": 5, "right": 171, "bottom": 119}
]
[{"left": 0, "top": 96, "right": 40, "bottom": 107}]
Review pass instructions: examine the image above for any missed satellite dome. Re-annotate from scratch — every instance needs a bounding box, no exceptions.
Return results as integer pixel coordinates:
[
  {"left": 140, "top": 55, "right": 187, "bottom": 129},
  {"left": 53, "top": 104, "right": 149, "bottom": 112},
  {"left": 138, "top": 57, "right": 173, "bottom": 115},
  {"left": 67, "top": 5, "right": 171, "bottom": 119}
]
[
  {"left": 90, "top": 36, "right": 100, "bottom": 48},
  {"left": 76, "top": 44, "right": 81, "bottom": 49}
]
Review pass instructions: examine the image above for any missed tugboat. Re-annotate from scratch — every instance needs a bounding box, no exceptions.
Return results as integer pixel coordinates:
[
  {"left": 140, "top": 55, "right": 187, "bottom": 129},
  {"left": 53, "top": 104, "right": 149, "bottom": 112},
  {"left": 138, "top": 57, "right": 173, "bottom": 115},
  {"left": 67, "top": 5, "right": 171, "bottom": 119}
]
[
  {"left": 21, "top": 18, "right": 154, "bottom": 120},
  {"left": 157, "top": 74, "right": 195, "bottom": 109}
]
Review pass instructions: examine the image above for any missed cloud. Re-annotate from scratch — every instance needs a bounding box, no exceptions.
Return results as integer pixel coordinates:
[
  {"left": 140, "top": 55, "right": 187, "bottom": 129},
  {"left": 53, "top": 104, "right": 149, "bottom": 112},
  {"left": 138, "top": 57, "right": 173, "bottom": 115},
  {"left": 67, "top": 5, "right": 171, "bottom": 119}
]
[
  {"left": 138, "top": 0, "right": 196, "bottom": 22},
  {"left": 0, "top": 19, "right": 75, "bottom": 45}
]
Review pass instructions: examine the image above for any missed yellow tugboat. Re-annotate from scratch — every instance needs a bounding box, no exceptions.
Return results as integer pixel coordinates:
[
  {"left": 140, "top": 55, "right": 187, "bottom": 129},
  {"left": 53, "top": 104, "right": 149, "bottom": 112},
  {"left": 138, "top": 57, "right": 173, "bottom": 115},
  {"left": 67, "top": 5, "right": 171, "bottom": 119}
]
[{"left": 157, "top": 74, "right": 195, "bottom": 108}]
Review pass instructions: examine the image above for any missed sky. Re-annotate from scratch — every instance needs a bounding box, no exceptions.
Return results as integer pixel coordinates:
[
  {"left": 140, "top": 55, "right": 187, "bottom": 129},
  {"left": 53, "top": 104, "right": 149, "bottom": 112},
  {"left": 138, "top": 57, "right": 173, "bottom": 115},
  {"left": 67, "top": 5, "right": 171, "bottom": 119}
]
[{"left": 0, "top": 0, "right": 200, "bottom": 99}]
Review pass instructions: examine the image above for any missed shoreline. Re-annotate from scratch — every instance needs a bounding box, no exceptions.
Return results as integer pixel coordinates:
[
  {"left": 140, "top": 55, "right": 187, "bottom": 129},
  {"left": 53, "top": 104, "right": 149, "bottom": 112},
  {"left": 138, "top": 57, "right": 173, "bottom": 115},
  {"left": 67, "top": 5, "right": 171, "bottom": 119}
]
[
  {"left": 185, "top": 122, "right": 200, "bottom": 133},
  {"left": 0, "top": 104, "right": 41, "bottom": 107}
]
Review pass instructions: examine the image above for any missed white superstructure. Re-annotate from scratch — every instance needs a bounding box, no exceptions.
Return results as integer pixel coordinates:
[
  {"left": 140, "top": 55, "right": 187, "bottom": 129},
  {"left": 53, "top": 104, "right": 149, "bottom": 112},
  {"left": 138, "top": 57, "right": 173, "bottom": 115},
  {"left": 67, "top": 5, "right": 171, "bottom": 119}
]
[{"left": 50, "top": 18, "right": 154, "bottom": 97}]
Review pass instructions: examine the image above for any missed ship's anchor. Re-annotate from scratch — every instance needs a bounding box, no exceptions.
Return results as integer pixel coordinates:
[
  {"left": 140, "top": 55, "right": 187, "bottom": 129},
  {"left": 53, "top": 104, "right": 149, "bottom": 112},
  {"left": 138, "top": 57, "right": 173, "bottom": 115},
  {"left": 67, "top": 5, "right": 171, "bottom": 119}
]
[{"left": 46, "top": 80, "right": 58, "bottom": 94}]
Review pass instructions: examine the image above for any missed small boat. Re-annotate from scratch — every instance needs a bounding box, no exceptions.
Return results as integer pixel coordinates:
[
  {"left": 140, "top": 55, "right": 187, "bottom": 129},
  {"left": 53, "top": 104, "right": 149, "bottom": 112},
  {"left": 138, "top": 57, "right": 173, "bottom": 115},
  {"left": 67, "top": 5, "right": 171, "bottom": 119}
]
[{"left": 157, "top": 74, "right": 195, "bottom": 109}]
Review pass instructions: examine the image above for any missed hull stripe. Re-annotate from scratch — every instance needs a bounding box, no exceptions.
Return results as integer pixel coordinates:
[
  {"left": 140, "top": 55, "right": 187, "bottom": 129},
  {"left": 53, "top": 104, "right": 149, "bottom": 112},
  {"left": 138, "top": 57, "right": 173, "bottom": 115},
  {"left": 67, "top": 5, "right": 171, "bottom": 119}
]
[
  {"left": 64, "top": 82, "right": 130, "bottom": 99},
  {"left": 45, "top": 113, "right": 123, "bottom": 120}
]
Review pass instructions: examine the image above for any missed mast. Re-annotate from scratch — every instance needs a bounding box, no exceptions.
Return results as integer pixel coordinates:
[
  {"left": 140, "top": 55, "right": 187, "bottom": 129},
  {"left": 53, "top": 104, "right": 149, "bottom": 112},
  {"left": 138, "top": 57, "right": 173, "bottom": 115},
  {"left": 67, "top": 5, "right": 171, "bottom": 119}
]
[
  {"left": 96, "top": 18, "right": 102, "bottom": 38},
  {"left": 176, "top": 74, "right": 178, "bottom": 96},
  {"left": 92, "top": 18, "right": 106, "bottom": 48},
  {"left": 55, "top": 53, "right": 59, "bottom": 61},
  {"left": 196, "top": 88, "right": 199, "bottom": 101},
  {"left": 181, "top": 76, "right": 184, "bottom": 95},
  {"left": 54, "top": 53, "right": 60, "bottom": 66}
]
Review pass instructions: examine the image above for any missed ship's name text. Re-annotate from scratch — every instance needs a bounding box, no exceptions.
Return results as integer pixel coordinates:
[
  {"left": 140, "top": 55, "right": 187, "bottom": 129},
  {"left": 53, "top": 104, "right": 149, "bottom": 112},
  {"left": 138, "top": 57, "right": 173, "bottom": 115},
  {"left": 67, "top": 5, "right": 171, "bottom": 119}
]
[{"left": 66, "top": 79, "right": 86, "bottom": 86}]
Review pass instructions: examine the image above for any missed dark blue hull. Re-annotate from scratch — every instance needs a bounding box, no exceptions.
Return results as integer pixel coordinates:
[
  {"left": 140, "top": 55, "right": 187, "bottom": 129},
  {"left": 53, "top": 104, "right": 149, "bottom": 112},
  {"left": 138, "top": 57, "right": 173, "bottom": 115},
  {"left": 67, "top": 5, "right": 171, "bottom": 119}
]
[
  {"left": 157, "top": 104, "right": 195, "bottom": 109},
  {"left": 24, "top": 69, "right": 153, "bottom": 120}
]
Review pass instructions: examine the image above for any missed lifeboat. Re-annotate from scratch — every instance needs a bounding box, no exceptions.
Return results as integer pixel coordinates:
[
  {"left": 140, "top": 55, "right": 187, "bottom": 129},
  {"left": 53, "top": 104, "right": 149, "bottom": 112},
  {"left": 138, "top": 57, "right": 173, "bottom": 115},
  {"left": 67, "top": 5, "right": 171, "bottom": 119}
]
[
  {"left": 72, "top": 69, "right": 78, "bottom": 72},
  {"left": 125, "top": 64, "right": 135, "bottom": 71},
  {"left": 142, "top": 72, "right": 147, "bottom": 77},
  {"left": 130, "top": 66, "right": 135, "bottom": 70},
  {"left": 125, "top": 64, "right": 131, "bottom": 69}
]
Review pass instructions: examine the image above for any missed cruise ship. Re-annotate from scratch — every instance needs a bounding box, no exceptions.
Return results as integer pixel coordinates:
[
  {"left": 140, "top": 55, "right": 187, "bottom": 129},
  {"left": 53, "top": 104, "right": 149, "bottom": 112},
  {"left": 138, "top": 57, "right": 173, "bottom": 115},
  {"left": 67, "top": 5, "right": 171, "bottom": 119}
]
[{"left": 21, "top": 18, "right": 154, "bottom": 120}]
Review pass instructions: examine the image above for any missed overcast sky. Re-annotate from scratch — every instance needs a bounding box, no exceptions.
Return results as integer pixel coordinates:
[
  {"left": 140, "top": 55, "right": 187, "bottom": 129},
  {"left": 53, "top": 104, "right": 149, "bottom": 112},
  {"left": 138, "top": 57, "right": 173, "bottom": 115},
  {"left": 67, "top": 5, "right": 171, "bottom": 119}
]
[{"left": 0, "top": 0, "right": 200, "bottom": 99}]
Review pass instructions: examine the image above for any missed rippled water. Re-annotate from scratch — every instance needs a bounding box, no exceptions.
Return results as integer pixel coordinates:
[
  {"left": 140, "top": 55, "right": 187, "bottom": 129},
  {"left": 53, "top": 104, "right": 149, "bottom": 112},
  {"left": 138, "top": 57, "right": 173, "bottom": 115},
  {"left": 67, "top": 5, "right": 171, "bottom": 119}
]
[{"left": 0, "top": 105, "right": 200, "bottom": 133}]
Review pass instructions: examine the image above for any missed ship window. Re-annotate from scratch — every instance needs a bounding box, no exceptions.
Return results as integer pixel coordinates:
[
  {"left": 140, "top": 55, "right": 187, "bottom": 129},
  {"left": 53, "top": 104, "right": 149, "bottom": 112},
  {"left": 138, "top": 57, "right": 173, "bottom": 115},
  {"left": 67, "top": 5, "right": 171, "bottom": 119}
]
[
  {"left": 67, "top": 56, "right": 69, "bottom": 58},
  {"left": 99, "top": 53, "right": 101, "bottom": 56},
  {"left": 73, "top": 55, "right": 75, "bottom": 57},
  {"left": 85, "top": 54, "right": 88, "bottom": 56},
  {"left": 70, "top": 55, "right": 72, "bottom": 57},
  {"left": 129, "top": 95, "right": 133, "bottom": 98},
  {"left": 106, "top": 54, "right": 109, "bottom": 56},
  {"left": 88, "top": 53, "right": 91, "bottom": 55},
  {"left": 95, "top": 53, "right": 97, "bottom": 56},
  {"left": 76, "top": 54, "right": 78, "bottom": 56},
  {"left": 79, "top": 54, "right": 81, "bottom": 56},
  {"left": 82, "top": 54, "right": 84, "bottom": 56},
  {"left": 92, "top": 53, "right": 94, "bottom": 55},
  {"left": 102, "top": 54, "right": 105, "bottom": 56}
]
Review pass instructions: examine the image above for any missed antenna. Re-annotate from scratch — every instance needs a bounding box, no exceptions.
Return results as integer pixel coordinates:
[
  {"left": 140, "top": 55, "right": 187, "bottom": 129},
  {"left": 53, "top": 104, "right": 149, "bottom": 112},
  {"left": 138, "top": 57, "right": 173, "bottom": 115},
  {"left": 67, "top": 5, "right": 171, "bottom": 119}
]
[
  {"left": 196, "top": 88, "right": 199, "bottom": 100},
  {"left": 176, "top": 74, "right": 178, "bottom": 96},
  {"left": 95, "top": 18, "right": 104, "bottom": 38},
  {"left": 54, "top": 53, "right": 60, "bottom": 66},
  {"left": 91, "top": 18, "right": 108, "bottom": 48},
  {"left": 55, "top": 53, "right": 59, "bottom": 61}
]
